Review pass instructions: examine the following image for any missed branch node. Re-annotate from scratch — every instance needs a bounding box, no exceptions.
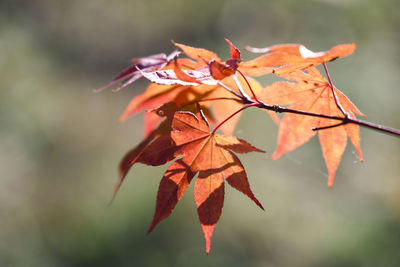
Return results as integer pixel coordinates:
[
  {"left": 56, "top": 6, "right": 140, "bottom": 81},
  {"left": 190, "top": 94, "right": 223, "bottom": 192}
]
[{"left": 272, "top": 105, "right": 281, "bottom": 112}]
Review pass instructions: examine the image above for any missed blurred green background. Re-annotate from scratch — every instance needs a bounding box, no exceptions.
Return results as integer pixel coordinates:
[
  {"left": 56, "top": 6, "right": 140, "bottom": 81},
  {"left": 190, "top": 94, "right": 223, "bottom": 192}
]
[{"left": 1, "top": 0, "right": 400, "bottom": 266}]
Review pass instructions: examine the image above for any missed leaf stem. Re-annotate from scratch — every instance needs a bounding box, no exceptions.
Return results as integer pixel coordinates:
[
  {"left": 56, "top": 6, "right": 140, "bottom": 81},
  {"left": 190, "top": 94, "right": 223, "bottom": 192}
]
[
  {"left": 183, "top": 97, "right": 242, "bottom": 108},
  {"left": 323, "top": 62, "right": 349, "bottom": 118},
  {"left": 233, "top": 74, "right": 253, "bottom": 102},
  {"left": 211, "top": 103, "right": 258, "bottom": 134},
  {"left": 217, "top": 81, "right": 243, "bottom": 99},
  {"left": 236, "top": 69, "right": 261, "bottom": 103}
]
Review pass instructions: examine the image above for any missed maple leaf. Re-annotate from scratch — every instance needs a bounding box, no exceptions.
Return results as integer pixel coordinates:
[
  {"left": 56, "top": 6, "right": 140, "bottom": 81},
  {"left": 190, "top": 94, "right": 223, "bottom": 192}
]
[
  {"left": 100, "top": 39, "right": 278, "bottom": 137},
  {"left": 113, "top": 103, "right": 182, "bottom": 199},
  {"left": 244, "top": 43, "right": 356, "bottom": 75},
  {"left": 118, "top": 43, "right": 267, "bottom": 136},
  {"left": 139, "top": 65, "right": 219, "bottom": 86},
  {"left": 119, "top": 82, "right": 218, "bottom": 136},
  {"left": 257, "top": 66, "right": 364, "bottom": 187},
  {"left": 172, "top": 40, "right": 221, "bottom": 62},
  {"left": 143, "top": 39, "right": 241, "bottom": 84},
  {"left": 95, "top": 51, "right": 180, "bottom": 92},
  {"left": 173, "top": 38, "right": 266, "bottom": 81},
  {"left": 118, "top": 105, "right": 264, "bottom": 254}
]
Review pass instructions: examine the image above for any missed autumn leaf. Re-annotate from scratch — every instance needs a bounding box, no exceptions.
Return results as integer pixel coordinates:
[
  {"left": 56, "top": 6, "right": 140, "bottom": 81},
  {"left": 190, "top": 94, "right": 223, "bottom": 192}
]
[
  {"left": 172, "top": 40, "right": 241, "bottom": 82},
  {"left": 172, "top": 40, "right": 221, "bottom": 64},
  {"left": 258, "top": 66, "right": 364, "bottom": 187},
  {"left": 173, "top": 57, "right": 202, "bottom": 84},
  {"left": 118, "top": 51, "right": 267, "bottom": 136},
  {"left": 117, "top": 105, "right": 264, "bottom": 254},
  {"left": 113, "top": 103, "right": 181, "bottom": 199},
  {"left": 244, "top": 43, "right": 356, "bottom": 75},
  {"left": 102, "top": 39, "right": 278, "bottom": 137},
  {"left": 174, "top": 38, "right": 251, "bottom": 81},
  {"left": 209, "top": 39, "right": 241, "bottom": 80},
  {"left": 118, "top": 82, "right": 218, "bottom": 136},
  {"left": 95, "top": 51, "right": 180, "bottom": 92},
  {"left": 139, "top": 65, "right": 219, "bottom": 86},
  {"left": 120, "top": 72, "right": 271, "bottom": 136},
  {"left": 100, "top": 38, "right": 400, "bottom": 255}
]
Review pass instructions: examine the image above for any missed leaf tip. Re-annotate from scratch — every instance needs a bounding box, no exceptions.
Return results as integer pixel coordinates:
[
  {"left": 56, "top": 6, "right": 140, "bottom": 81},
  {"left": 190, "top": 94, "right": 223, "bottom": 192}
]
[
  {"left": 224, "top": 38, "right": 241, "bottom": 61},
  {"left": 201, "top": 224, "right": 215, "bottom": 255},
  {"left": 328, "top": 178, "right": 334, "bottom": 188},
  {"left": 257, "top": 201, "right": 265, "bottom": 211},
  {"left": 107, "top": 195, "right": 116, "bottom": 207},
  {"left": 147, "top": 222, "right": 156, "bottom": 235},
  {"left": 147, "top": 212, "right": 164, "bottom": 235},
  {"left": 109, "top": 172, "right": 126, "bottom": 205},
  {"left": 108, "top": 189, "right": 119, "bottom": 206},
  {"left": 270, "top": 152, "right": 280, "bottom": 160},
  {"left": 119, "top": 114, "right": 128, "bottom": 122}
]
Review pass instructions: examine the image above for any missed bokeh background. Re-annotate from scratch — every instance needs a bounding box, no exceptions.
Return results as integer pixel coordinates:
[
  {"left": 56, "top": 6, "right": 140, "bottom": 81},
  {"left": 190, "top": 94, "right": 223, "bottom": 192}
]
[{"left": 1, "top": 0, "right": 400, "bottom": 266}]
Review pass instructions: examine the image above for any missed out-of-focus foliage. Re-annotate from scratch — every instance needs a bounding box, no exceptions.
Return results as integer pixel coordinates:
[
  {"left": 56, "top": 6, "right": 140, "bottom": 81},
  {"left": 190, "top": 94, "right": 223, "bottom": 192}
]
[{"left": 0, "top": 0, "right": 399, "bottom": 266}]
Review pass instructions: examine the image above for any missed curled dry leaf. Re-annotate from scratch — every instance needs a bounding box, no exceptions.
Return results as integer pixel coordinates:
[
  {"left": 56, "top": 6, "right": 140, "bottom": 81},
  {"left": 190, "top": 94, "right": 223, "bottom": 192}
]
[{"left": 95, "top": 51, "right": 180, "bottom": 92}]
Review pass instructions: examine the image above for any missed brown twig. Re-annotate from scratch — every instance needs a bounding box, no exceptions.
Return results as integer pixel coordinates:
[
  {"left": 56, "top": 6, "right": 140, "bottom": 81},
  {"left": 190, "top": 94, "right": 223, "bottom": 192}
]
[{"left": 257, "top": 102, "right": 400, "bottom": 137}]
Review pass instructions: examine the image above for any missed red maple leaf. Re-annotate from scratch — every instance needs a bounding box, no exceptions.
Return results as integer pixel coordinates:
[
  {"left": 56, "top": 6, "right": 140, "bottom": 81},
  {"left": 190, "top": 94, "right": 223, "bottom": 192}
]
[
  {"left": 117, "top": 105, "right": 264, "bottom": 254},
  {"left": 173, "top": 38, "right": 270, "bottom": 79}
]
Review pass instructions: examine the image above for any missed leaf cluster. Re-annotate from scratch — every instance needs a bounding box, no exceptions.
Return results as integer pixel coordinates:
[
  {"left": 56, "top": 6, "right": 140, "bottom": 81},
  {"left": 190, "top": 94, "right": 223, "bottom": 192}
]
[{"left": 99, "top": 39, "right": 364, "bottom": 253}]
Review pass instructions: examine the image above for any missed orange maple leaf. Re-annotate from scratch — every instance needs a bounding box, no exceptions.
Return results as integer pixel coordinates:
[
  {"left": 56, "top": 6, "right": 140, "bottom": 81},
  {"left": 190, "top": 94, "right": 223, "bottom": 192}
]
[
  {"left": 244, "top": 43, "right": 356, "bottom": 75},
  {"left": 258, "top": 66, "right": 364, "bottom": 187},
  {"left": 118, "top": 106, "right": 264, "bottom": 254}
]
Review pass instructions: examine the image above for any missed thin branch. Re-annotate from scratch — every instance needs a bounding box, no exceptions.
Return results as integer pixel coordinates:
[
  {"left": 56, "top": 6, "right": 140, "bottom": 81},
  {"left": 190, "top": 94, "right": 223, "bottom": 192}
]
[
  {"left": 312, "top": 122, "right": 347, "bottom": 131},
  {"left": 256, "top": 102, "right": 400, "bottom": 137},
  {"left": 211, "top": 80, "right": 400, "bottom": 137},
  {"left": 345, "top": 118, "right": 400, "bottom": 136}
]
